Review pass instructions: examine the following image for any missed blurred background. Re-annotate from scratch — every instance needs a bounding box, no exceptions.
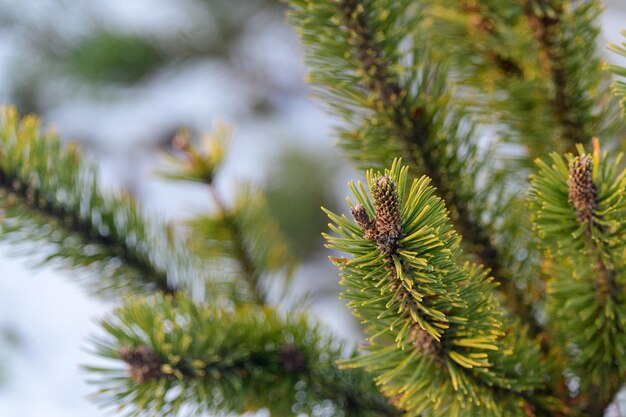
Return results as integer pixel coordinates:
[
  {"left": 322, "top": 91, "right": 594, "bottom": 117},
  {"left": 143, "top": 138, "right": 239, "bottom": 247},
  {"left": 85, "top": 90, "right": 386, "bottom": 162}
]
[{"left": 0, "top": 1, "right": 624, "bottom": 416}]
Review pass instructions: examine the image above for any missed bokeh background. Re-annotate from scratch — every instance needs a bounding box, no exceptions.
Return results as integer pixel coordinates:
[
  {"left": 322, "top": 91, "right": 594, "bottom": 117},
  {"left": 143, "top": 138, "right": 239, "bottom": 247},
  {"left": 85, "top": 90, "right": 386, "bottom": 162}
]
[{"left": 0, "top": 1, "right": 624, "bottom": 416}]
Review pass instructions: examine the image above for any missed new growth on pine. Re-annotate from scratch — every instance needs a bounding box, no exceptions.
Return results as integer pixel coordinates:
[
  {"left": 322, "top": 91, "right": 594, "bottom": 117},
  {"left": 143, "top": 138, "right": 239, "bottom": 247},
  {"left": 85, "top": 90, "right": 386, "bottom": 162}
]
[
  {"left": 350, "top": 175, "right": 403, "bottom": 255},
  {"left": 568, "top": 153, "right": 597, "bottom": 223},
  {"left": 1, "top": 1, "right": 626, "bottom": 417}
]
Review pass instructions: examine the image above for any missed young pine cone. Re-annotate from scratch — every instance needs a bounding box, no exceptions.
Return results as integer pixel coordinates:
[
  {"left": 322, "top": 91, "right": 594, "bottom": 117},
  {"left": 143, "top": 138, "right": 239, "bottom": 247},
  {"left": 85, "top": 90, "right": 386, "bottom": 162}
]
[
  {"left": 568, "top": 154, "right": 596, "bottom": 223},
  {"left": 350, "top": 204, "right": 377, "bottom": 240},
  {"left": 351, "top": 175, "right": 403, "bottom": 255}
]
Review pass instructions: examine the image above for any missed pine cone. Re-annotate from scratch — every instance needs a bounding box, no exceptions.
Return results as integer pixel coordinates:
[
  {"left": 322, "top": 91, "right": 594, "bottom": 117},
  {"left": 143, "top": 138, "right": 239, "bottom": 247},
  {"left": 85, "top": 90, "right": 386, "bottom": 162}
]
[
  {"left": 119, "top": 345, "right": 162, "bottom": 383},
  {"left": 371, "top": 176, "right": 402, "bottom": 254},
  {"left": 350, "top": 204, "right": 377, "bottom": 240},
  {"left": 350, "top": 176, "right": 403, "bottom": 255},
  {"left": 568, "top": 154, "right": 597, "bottom": 223}
]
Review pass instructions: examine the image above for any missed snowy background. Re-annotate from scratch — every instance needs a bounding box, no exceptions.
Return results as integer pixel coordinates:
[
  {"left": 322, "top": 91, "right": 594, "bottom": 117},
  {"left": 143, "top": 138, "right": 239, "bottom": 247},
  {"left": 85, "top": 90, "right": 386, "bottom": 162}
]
[{"left": 0, "top": 1, "right": 624, "bottom": 416}]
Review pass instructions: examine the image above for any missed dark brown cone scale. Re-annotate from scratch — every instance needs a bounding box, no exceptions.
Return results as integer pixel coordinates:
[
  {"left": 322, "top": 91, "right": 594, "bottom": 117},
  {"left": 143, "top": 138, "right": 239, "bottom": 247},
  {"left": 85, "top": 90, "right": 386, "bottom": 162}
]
[
  {"left": 119, "top": 345, "right": 162, "bottom": 383},
  {"left": 568, "top": 155, "right": 597, "bottom": 223}
]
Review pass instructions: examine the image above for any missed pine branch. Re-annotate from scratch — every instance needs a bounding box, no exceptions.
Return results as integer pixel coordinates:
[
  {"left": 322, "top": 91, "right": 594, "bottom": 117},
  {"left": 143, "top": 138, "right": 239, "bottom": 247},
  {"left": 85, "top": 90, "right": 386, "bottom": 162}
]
[
  {"left": 206, "top": 184, "right": 266, "bottom": 304},
  {"left": 286, "top": 0, "right": 538, "bottom": 334},
  {"left": 87, "top": 293, "right": 400, "bottom": 417},
  {"left": 523, "top": 0, "right": 603, "bottom": 151},
  {"left": 529, "top": 140, "right": 626, "bottom": 413},
  {"left": 412, "top": 0, "right": 621, "bottom": 346},
  {"left": 324, "top": 160, "right": 560, "bottom": 417},
  {"left": 426, "top": 0, "right": 620, "bottom": 162},
  {"left": 163, "top": 129, "right": 296, "bottom": 305},
  {"left": 0, "top": 107, "right": 193, "bottom": 297},
  {"left": 456, "top": 1, "right": 525, "bottom": 78},
  {"left": 190, "top": 184, "right": 296, "bottom": 305}
]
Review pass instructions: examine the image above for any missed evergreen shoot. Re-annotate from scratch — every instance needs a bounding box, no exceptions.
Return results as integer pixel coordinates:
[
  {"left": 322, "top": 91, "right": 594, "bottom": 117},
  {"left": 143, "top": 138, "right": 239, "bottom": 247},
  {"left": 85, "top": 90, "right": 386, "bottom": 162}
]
[
  {"left": 529, "top": 139, "right": 626, "bottom": 413},
  {"left": 324, "top": 160, "right": 548, "bottom": 417},
  {"left": 88, "top": 294, "right": 398, "bottom": 417},
  {"left": 0, "top": 107, "right": 193, "bottom": 297}
]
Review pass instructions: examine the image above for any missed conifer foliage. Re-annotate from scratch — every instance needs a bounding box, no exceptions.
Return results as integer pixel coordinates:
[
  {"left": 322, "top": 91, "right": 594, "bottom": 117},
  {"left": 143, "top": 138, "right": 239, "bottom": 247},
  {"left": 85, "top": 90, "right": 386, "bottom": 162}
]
[
  {"left": 1, "top": 1, "right": 626, "bottom": 416},
  {"left": 529, "top": 140, "right": 626, "bottom": 411},
  {"left": 324, "top": 160, "right": 546, "bottom": 416},
  {"left": 88, "top": 294, "right": 398, "bottom": 417},
  {"left": 0, "top": 107, "right": 188, "bottom": 296}
]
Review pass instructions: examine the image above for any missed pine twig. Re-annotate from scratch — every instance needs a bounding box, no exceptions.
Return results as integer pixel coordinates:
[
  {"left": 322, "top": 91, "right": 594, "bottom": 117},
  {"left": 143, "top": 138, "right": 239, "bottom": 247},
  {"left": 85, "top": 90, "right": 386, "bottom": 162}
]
[
  {"left": 568, "top": 152, "right": 622, "bottom": 415},
  {"left": 164, "top": 128, "right": 286, "bottom": 305},
  {"left": 0, "top": 108, "right": 179, "bottom": 296},
  {"left": 335, "top": 0, "right": 538, "bottom": 334},
  {"left": 326, "top": 161, "right": 556, "bottom": 417},
  {"left": 207, "top": 184, "right": 266, "bottom": 305},
  {"left": 530, "top": 143, "right": 626, "bottom": 415},
  {"left": 523, "top": 0, "right": 618, "bottom": 158},
  {"left": 89, "top": 294, "right": 402, "bottom": 417}
]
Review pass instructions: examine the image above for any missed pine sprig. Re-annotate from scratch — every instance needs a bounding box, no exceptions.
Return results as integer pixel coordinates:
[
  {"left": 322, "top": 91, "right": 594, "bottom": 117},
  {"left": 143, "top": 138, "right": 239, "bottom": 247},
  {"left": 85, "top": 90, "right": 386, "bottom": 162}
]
[
  {"left": 86, "top": 293, "right": 400, "bottom": 417},
  {"left": 286, "top": 0, "right": 483, "bottom": 238},
  {"left": 523, "top": 0, "right": 614, "bottom": 151},
  {"left": 426, "top": 0, "right": 620, "bottom": 162},
  {"left": 0, "top": 106, "right": 195, "bottom": 296},
  {"left": 529, "top": 140, "right": 626, "bottom": 410},
  {"left": 162, "top": 129, "right": 296, "bottom": 304},
  {"left": 187, "top": 184, "right": 297, "bottom": 304},
  {"left": 324, "top": 160, "right": 549, "bottom": 417},
  {"left": 286, "top": 0, "right": 536, "bottom": 334}
]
